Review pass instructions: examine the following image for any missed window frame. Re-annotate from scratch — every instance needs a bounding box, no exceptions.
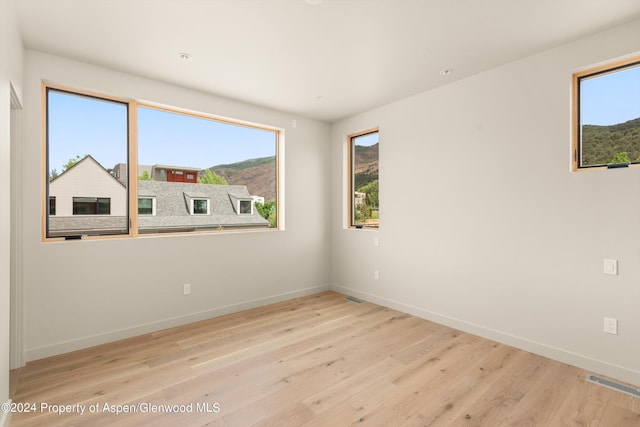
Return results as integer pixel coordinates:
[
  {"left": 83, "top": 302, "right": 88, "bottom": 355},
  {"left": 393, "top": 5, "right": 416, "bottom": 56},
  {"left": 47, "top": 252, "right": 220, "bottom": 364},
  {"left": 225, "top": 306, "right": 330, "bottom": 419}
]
[
  {"left": 43, "top": 84, "right": 132, "bottom": 239},
  {"left": 138, "top": 197, "right": 156, "bottom": 216},
  {"left": 42, "top": 83, "right": 283, "bottom": 242},
  {"left": 572, "top": 55, "right": 640, "bottom": 171},
  {"left": 72, "top": 197, "right": 111, "bottom": 215},
  {"left": 238, "top": 199, "right": 253, "bottom": 215},
  {"left": 190, "top": 198, "right": 210, "bottom": 215},
  {"left": 347, "top": 128, "right": 379, "bottom": 230}
]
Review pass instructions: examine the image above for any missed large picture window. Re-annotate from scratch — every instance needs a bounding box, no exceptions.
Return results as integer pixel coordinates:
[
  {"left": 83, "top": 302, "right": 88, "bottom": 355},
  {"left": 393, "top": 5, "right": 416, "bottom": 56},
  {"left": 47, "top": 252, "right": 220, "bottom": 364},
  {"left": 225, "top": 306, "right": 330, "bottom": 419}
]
[
  {"left": 348, "top": 129, "right": 379, "bottom": 229},
  {"left": 573, "top": 57, "right": 640, "bottom": 170},
  {"left": 136, "top": 105, "right": 278, "bottom": 234},
  {"left": 43, "top": 84, "right": 282, "bottom": 240}
]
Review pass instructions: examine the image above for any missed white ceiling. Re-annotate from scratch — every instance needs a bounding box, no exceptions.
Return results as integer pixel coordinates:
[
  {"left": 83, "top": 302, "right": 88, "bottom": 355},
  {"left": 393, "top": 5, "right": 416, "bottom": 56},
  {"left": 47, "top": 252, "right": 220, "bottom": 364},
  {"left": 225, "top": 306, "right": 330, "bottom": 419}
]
[{"left": 13, "top": 0, "right": 640, "bottom": 122}]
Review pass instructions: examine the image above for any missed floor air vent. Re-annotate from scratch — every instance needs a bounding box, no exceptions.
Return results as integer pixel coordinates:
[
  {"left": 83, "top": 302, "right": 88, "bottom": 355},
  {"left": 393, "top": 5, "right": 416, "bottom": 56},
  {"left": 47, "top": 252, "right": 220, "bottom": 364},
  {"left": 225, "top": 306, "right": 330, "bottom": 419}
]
[
  {"left": 344, "top": 296, "right": 364, "bottom": 304},
  {"left": 586, "top": 374, "right": 640, "bottom": 398}
]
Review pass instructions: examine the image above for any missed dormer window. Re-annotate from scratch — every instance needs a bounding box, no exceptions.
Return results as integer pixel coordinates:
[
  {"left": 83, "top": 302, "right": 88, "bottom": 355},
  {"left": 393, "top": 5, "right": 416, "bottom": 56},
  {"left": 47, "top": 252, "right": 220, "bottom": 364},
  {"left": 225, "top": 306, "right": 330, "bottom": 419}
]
[
  {"left": 239, "top": 200, "right": 252, "bottom": 214},
  {"left": 192, "top": 199, "right": 209, "bottom": 215},
  {"left": 229, "top": 194, "right": 253, "bottom": 215},
  {"left": 138, "top": 197, "right": 156, "bottom": 215},
  {"left": 184, "top": 192, "right": 210, "bottom": 215}
]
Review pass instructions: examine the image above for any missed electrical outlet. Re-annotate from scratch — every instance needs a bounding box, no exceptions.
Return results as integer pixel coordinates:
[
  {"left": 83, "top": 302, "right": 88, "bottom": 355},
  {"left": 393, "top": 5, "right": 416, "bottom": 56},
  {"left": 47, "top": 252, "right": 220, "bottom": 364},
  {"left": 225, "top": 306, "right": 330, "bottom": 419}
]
[
  {"left": 183, "top": 283, "right": 191, "bottom": 296},
  {"left": 604, "top": 317, "right": 618, "bottom": 335},
  {"left": 373, "top": 270, "right": 380, "bottom": 280}
]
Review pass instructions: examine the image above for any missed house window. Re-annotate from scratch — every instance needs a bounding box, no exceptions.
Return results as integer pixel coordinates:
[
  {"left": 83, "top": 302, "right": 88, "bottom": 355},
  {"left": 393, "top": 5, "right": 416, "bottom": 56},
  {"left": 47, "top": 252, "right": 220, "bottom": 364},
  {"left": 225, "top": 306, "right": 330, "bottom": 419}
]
[
  {"left": 45, "top": 86, "right": 128, "bottom": 238},
  {"left": 573, "top": 57, "right": 640, "bottom": 169},
  {"left": 73, "top": 197, "right": 111, "bottom": 215},
  {"left": 239, "top": 200, "right": 252, "bottom": 214},
  {"left": 138, "top": 197, "right": 156, "bottom": 215},
  {"left": 348, "top": 129, "right": 379, "bottom": 228},
  {"left": 191, "top": 199, "right": 209, "bottom": 215}
]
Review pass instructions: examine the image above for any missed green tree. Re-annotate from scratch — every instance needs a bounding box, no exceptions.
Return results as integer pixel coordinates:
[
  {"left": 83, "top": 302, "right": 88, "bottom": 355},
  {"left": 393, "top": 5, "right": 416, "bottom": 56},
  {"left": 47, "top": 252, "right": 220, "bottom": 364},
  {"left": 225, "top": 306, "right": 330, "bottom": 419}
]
[
  {"left": 198, "top": 169, "right": 228, "bottom": 185},
  {"left": 610, "top": 151, "right": 631, "bottom": 164},
  {"left": 255, "top": 201, "right": 277, "bottom": 228},
  {"left": 49, "top": 169, "right": 59, "bottom": 180},
  {"left": 62, "top": 154, "right": 86, "bottom": 172},
  {"left": 138, "top": 170, "right": 153, "bottom": 181},
  {"left": 358, "top": 179, "right": 379, "bottom": 208}
]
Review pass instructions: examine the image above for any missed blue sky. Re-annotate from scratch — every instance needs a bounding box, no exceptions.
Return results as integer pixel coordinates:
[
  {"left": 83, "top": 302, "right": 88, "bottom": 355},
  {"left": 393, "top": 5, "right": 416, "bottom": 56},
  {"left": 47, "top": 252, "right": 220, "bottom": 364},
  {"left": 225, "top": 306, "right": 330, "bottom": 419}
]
[
  {"left": 48, "top": 90, "right": 277, "bottom": 174},
  {"left": 581, "top": 64, "right": 640, "bottom": 126},
  {"left": 354, "top": 131, "right": 379, "bottom": 147}
]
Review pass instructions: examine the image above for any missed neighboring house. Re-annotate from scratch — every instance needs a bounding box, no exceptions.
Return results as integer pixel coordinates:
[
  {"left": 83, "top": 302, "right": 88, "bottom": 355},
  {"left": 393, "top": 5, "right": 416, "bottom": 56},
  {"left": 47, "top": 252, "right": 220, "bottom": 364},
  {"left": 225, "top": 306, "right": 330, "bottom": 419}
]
[
  {"left": 48, "top": 156, "right": 268, "bottom": 236},
  {"left": 150, "top": 165, "right": 200, "bottom": 183},
  {"left": 49, "top": 156, "right": 128, "bottom": 236},
  {"left": 111, "top": 162, "right": 199, "bottom": 184}
]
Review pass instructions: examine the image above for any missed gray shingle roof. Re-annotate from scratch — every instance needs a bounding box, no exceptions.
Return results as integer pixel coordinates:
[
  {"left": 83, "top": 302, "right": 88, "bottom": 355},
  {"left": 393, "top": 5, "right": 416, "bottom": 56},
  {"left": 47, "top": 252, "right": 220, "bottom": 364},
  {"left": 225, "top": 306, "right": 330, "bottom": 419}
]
[
  {"left": 137, "top": 181, "right": 269, "bottom": 231},
  {"left": 49, "top": 181, "right": 269, "bottom": 236}
]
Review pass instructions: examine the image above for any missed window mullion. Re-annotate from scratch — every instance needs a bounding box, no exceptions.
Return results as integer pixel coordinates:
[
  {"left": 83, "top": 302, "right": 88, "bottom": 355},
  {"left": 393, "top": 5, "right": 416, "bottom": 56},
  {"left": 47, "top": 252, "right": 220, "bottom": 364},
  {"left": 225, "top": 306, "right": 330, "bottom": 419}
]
[{"left": 129, "top": 101, "right": 139, "bottom": 237}]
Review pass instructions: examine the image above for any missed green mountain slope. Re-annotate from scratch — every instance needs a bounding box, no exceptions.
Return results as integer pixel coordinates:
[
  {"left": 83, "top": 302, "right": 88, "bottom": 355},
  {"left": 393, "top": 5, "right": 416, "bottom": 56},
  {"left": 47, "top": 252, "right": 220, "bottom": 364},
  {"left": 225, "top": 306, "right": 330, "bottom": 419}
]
[{"left": 582, "top": 117, "right": 640, "bottom": 166}]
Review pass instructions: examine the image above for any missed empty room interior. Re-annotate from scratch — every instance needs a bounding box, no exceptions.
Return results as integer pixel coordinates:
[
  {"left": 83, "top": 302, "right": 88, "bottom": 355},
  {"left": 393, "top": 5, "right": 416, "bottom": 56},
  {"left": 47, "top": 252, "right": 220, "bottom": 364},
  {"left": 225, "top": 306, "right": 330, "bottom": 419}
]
[{"left": 2, "top": 0, "right": 640, "bottom": 425}]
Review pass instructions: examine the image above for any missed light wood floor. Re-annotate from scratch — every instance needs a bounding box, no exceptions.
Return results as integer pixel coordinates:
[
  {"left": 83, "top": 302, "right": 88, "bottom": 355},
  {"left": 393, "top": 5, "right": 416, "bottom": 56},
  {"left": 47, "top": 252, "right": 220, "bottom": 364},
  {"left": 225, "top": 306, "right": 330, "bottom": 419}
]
[{"left": 9, "top": 291, "right": 640, "bottom": 426}]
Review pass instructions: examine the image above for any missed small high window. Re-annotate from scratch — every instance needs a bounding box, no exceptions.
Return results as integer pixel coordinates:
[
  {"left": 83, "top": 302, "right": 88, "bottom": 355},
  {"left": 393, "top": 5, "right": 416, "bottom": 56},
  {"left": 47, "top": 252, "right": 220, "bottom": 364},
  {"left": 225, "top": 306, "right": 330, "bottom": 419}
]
[
  {"left": 49, "top": 197, "right": 56, "bottom": 216},
  {"left": 573, "top": 57, "right": 640, "bottom": 169}
]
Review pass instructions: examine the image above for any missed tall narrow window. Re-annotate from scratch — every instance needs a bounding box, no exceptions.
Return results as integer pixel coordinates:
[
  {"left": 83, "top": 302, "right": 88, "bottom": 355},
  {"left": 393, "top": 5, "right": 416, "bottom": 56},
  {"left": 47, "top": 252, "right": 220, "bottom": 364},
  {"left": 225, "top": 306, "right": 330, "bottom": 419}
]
[
  {"left": 137, "top": 106, "right": 278, "bottom": 233},
  {"left": 46, "top": 88, "right": 129, "bottom": 237},
  {"left": 573, "top": 57, "right": 640, "bottom": 169},
  {"left": 348, "top": 129, "right": 379, "bottom": 228}
]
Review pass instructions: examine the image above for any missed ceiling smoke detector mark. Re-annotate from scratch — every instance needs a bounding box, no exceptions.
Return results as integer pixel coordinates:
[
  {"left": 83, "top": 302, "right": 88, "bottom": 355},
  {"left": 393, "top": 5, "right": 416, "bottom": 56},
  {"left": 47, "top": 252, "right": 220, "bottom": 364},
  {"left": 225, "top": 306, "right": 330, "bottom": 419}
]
[
  {"left": 178, "top": 52, "right": 191, "bottom": 61},
  {"left": 440, "top": 68, "right": 454, "bottom": 76}
]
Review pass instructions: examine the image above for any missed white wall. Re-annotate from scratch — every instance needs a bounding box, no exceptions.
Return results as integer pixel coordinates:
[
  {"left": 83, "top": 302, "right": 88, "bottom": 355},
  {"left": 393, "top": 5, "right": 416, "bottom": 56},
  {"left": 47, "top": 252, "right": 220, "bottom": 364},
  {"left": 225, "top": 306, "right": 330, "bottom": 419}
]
[
  {"left": 20, "top": 50, "right": 331, "bottom": 360},
  {"left": 0, "top": 0, "right": 22, "bottom": 417},
  {"left": 331, "top": 18, "right": 640, "bottom": 386}
]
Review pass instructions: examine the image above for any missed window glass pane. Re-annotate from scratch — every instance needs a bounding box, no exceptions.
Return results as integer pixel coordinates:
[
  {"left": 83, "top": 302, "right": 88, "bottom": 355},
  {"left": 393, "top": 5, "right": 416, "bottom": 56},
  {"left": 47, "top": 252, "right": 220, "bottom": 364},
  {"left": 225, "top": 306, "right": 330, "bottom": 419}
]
[
  {"left": 137, "top": 106, "right": 278, "bottom": 233},
  {"left": 72, "top": 197, "right": 111, "bottom": 215},
  {"left": 239, "top": 200, "right": 252, "bottom": 214},
  {"left": 193, "top": 199, "right": 208, "bottom": 215},
  {"left": 138, "top": 198, "right": 153, "bottom": 215},
  {"left": 47, "top": 89, "right": 128, "bottom": 237},
  {"left": 351, "top": 131, "right": 379, "bottom": 228},
  {"left": 49, "top": 197, "right": 56, "bottom": 216},
  {"left": 579, "top": 63, "right": 640, "bottom": 167}
]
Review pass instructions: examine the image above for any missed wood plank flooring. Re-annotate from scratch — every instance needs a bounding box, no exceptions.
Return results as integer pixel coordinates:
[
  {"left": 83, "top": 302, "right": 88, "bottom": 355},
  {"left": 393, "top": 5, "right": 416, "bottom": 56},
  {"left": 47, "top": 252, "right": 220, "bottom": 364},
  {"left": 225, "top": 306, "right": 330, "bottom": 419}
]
[{"left": 8, "top": 291, "right": 640, "bottom": 426}]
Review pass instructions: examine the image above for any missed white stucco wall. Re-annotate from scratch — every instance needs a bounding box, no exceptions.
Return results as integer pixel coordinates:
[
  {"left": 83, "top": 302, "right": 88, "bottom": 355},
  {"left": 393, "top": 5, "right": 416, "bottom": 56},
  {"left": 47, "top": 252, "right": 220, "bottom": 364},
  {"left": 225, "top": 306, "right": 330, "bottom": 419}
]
[
  {"left": 20, "top": 50, "right": 331, "bottom": 361},
  {"left": 330, "top": 18, "right": 640, "bottom": 386}
]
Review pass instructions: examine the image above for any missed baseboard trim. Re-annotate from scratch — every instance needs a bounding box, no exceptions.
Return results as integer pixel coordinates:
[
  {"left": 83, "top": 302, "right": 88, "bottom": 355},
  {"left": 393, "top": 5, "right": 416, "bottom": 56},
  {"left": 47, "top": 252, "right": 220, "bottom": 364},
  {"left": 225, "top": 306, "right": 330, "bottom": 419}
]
[
  {"left": 0, "top": 399, "right": 11, "bottom": 427},
  {"left": 25, "top": 284, "right": 331, "bottom": 362},
  {"left": 332, "top": 284, "right": 640, "bottom": 387}
]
